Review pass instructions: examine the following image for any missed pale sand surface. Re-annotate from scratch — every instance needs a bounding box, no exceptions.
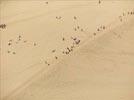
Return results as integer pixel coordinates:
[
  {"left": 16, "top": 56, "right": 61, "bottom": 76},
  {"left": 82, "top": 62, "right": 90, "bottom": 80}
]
[{"left": 0, "top": 0, "right": 134, "bottom": 100}]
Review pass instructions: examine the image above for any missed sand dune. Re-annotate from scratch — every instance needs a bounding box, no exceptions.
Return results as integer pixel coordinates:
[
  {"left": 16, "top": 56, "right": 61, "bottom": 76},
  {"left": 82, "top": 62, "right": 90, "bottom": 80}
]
[{"left": 0, "top": 0, "right": 134, "bottom": 100}]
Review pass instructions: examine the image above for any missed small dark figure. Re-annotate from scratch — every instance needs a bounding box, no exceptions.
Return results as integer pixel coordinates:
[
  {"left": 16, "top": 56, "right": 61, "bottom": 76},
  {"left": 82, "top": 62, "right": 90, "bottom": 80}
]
[
  {"left": 7, "top": 50, "right": 11, "bottom": 53},
  {"left": 103, "top": 26, "right": 105, "bottom": 29},
  {"left": 45, "top": 61, "right": 48, "bottom": 64},
  {"left": 128, "top": 12, "right": 130, "bottom": 15},
  {"left": 62, "top": 37, "right": 65, "bottom": 41},
  {"left": 18, "top": 38, "right": 21, "bottom": 41},
  {"left": 52, "top": 49, "right": 56, "bottom": 53},
  {"left": 120, "top": 18, "right": 122, "bottom": 22},
  {"left": 93, "top": 33, "right": 96, "bottom": 36},
  {"left": 19, "top": 35, "right": 21, "bottom": 38},
  {"left": 81, "top": 29, "right": 83, "bottom": 32},
  {"left": 75, "top": 39, "right": 80, "bottom": 45},
  {"left": 45, "top": 2, "right": 48, "bottom": 4},
  {"left": 56, "top": 16, "right": 61, "bottom": 19},
  {"left": 123, "top": 13, "right": 125, "bottom": 16},
  {"left": 70, "top": 48, "right": 73, "bottom": 51},
  {"left": 55, "top": 56, "right": 58, "bottom": 59},
  {"left": 62, "top": 51, "right": 65, "bottom": 54},
  {"left": 67, "top": 47, "right": 71, "bottom": 52},
  {"left": 65, "top": 52, "right": 69, "bottom": 55},
  {"left": 33, "top": 43, "right": 37, "bottom": 46},
  {"left": 24, "top": 40, "right": 27, "bottom": 43},
  {"left": 74, "top": 16, "right": 77, "bottom": 20},
  {"left": 8, "top": 43, "right": 12, "bottom": 46},
  {"left": 99, "top": 0, "right": 101, "bottom": 4},
  {"left": 13, "top": 52, "right": 16, "bottom": 54}
]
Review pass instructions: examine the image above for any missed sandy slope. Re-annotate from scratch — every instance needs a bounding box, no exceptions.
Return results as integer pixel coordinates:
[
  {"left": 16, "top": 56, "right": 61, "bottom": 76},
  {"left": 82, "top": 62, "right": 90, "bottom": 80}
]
[
  {"left": 0, "top": 0, "right": 134, "bottom": 100},
  {"left": 8, "top": 16, "right": 134, "bottom": 100}
]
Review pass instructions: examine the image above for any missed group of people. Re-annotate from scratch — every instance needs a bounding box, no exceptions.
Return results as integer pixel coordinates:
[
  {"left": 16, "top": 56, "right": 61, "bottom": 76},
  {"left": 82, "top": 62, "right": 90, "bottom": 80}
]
[{"left": 0, "top": 24, "right": 6, "bottom": 29}]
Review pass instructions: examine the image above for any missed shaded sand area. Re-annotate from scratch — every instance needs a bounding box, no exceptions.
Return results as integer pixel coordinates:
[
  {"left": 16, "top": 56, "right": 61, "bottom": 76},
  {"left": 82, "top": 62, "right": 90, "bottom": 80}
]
[{"left": 0, "top": 0, "right": 134, "bottom": 100}]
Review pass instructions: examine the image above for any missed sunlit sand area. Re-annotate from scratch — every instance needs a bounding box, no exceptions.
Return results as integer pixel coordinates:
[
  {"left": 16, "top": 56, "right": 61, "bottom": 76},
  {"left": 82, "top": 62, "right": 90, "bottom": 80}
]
[{"left": 0, "top": 0, "right": 134, "bottom": 100}]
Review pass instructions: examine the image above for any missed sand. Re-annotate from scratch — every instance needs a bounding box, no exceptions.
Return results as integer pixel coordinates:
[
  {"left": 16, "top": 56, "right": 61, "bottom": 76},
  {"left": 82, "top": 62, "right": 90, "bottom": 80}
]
[{"left": 0, "top": 0, "right": 134, "bottom": 100}]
